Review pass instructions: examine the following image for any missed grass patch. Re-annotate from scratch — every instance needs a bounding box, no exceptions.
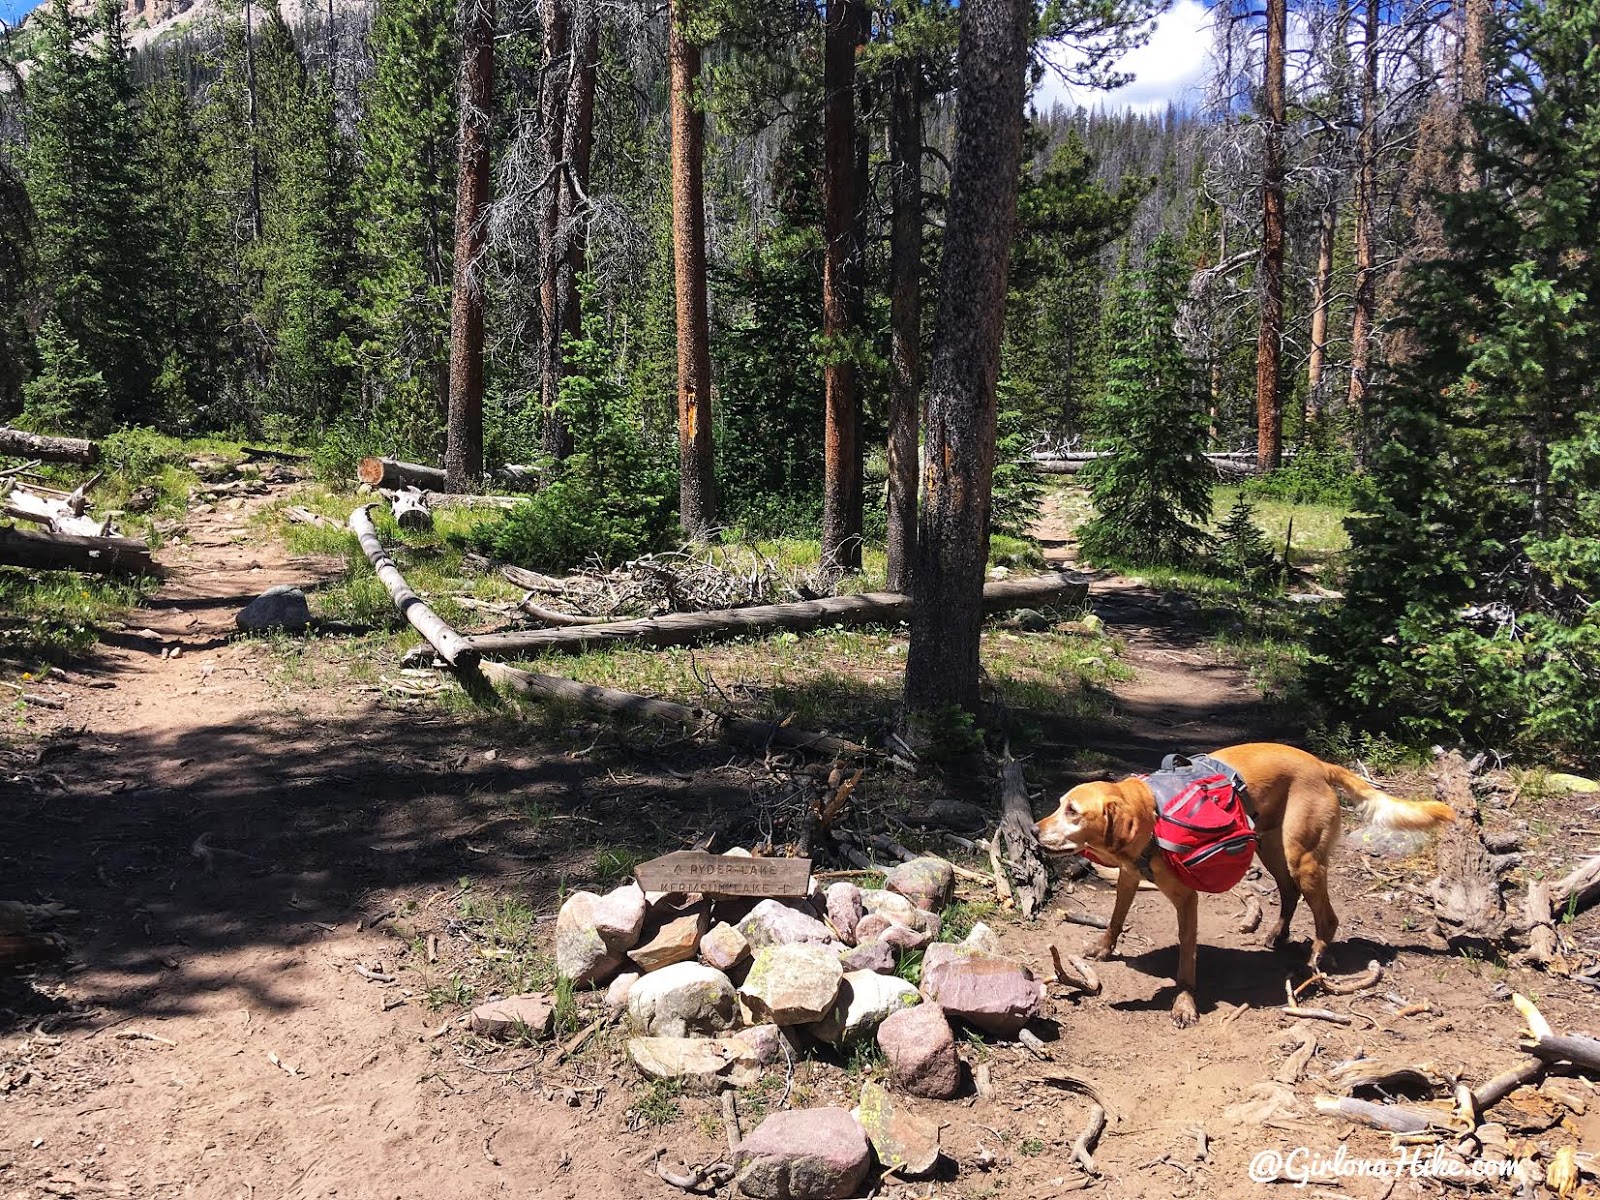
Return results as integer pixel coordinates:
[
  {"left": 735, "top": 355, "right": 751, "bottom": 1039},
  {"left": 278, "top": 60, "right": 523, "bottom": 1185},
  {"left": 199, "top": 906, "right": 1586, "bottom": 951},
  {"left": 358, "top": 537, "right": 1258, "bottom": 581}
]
[
  {"left": 938, "top": 899, "right": 999, "bottom": 942},
  {"left": 633, "top": 1078, "right": 685, "bottom": 1127},
  {"left": 0, "top": 567, "right": 156, "bottom": 669}
]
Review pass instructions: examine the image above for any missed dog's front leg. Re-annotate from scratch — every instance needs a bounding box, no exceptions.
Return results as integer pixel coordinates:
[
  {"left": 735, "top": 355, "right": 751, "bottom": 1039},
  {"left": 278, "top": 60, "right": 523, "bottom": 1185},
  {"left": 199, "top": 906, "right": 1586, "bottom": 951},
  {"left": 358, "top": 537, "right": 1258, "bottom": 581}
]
[
  {"left": 1171, "top": 890, "right": 1200, "bottom": 1028},
  {"left": 1085, "top": 865, "right": 1142, "bottom": 960}
]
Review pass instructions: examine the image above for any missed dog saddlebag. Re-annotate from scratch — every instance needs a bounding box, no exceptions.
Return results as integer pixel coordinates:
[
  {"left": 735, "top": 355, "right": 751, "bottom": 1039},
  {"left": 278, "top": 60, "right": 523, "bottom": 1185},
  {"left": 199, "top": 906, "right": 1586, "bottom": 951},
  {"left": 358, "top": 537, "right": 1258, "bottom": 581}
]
[{"left": 1146, "top": 753, "right": 1257, "bottom": 893}]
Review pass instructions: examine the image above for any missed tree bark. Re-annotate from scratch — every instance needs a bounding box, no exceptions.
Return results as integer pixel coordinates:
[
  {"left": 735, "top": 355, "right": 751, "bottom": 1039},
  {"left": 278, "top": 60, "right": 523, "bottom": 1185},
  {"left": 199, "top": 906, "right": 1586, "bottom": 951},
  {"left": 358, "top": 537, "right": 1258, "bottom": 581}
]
[
  {"left": 536, "top": 0, "right": 572, "bottom": 457},
  {"left": 466, "top": 571, "right": 1087, "bottom": 657},
  {"left": 0, "top": 427, "right": 100, "bottom": 464},
  {"left": 0, "top": 525, "right": 153, "bottom": 574},
  {"left": 358, "top": 457, "right": 448, "bottom": 490},
  {"left": 669, "top": 0, "right": 715, "bottom": 540},
  {"left": 1255, "top": 0, "right": 1287, "bottom": 470},
  {"left": 903, "top": 0, "right": 1031, "bottom": 719},
  {"left": 1347, "top": 0, "right": 1379, "bottom": 417},
  {"left": 1458, "top": 0, "right": 1490, "bottom": 190},
  {"left": 885, "top": 50, "right": 922, "bottom": 595},
  {"left": 1306, "top": 204, "right": 1337, "bottom": 419},
  {"left": 389, "top": 487, "right": 435, "bottom": 530},
  {"left": 821, "top": 0, "right": 863, "bottom": 580},
  {"left": 348, "top": 504, "right": 479, "bottom": 667},
  {"left": 998, "top": 756, "right": 1048, "bottom": 920},
  {"left": 444, "top": 0, "right": 494, "bottom": 491}
]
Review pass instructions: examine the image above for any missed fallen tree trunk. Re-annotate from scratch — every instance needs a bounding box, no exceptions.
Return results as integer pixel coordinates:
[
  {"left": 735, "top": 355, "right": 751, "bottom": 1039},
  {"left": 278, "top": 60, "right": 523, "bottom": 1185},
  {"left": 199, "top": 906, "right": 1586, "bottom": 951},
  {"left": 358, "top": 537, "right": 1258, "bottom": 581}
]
[
  {"left": 998, "top": 755, "right": 1049, "bottom": 920},
  {"left": 357, "top": 457, "right": 448, "bottom": 491},
  {"left": 396, "top": 491, "right": 520, "bottom": 511},
  {"left": 466, "top": 571, "right": 1089, "bottom": 658},
  {"left": 1427, "top": 750, "right": 1509, "bottom": 952},
  {"left": 388, "top": 488, "right": 433, "bottom": 532},
  {"left": 0, "top": 427, "right": 99, "bottom": 465},
  {"left": 1550, "top": 855, "right": 1600, "bottom": 917},
  {"left": 0, "top": 524, "right": 152, "bottom": 574},
  {"left": 1031, "top": 456, "right": 1259, "bottom": 480},
  {"left": 2, "top": 485, "right": 108, "bottom": 537},
  {"left": 348, "top": 505, "right": 477, "bottom": 667},
  {"left": 480, "top": 660, "right": 863, "bottom": 756},
  {"left": 494, "top": 464, "right": 540, "bottom": 489},
  {"left": 1523, "top": 880, "right": 1558, "bottom": 967}
]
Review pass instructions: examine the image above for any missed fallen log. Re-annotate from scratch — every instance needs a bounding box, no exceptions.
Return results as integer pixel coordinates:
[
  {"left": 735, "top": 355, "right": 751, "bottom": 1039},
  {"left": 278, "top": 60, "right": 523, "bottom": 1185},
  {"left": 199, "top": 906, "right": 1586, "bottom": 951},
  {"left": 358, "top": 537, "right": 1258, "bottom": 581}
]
[
  {"left": 494, "top": 464, "right": 541, "bottom": 489},
  {"left": 388, "top": 488, "right": 433, "bottom": 532},
  {"left": 0, "top": 524, "right": 152, "bottom": 574},
  {"left": 0, "top": 426, "right": 99, "bottom": 465},
  {"left": 348, "top": 505, "right": 477, "bottom": 668},
  {"left": 1030, "top": 454, "right": 1260, "bottom": 480},
  {"left": 401, "top": 492, "right": 520, "bottom": 511},
  {"left": 479, "top": 660, "right": 864, "bottom": 756},
  {"left": 1550, "top": 855, "right": 1600, "bottom": 918},
  {"left": 240, "top": 445, "right": 311, "bottom": 462},
  {"left": 1523, "top": 880, "right": 1559, "bottom": 967},
  {"left": 1427, "top": 751, "right": 1510, "bottom": 952},
  {"left": 465, "top": 571, "right": 1089, "bottom": 658},
  {"left": 2, "top": 485, "right": 108, "bottom": 537},
  {"left": 998, "top": 753, "right": 1050, "bottom": 920},
  {"left": 65, "top": 470, "right": 103, "bottom": 517},
  {"left": 357, "top": 457, "right": 447, "bottom": 491},
  {"left": 519, "top": 599, "right": 612, "bottom": 626}
]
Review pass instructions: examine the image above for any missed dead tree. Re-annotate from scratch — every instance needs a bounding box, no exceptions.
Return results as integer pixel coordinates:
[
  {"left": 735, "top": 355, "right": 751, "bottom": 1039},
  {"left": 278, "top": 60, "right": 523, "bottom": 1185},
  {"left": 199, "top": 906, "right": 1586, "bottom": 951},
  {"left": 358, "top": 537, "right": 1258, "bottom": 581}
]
[
  {"left": 0, "top": 428, "right": 99, "bottom": 464},
  {"left": 1346, "top": 0, "right": 1379, "bottom": 417},
  {"left": 885, "top": 43, "right": 923, "bottom": 595},
  {"left": 1427, "top": 751, "right": 1510, "bottom": 952},
  {"left": 1255, "top": 0, "right": 1287, "bottom": 470},
  {"left": 0, "top": 525, "right": 153, "bottom": 574}
]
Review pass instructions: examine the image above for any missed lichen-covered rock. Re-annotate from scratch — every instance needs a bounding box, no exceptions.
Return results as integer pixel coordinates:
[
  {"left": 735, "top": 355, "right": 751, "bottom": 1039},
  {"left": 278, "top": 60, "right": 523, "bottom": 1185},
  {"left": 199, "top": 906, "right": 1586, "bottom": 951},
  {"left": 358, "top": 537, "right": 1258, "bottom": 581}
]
[
  {"left": 739, "top": 944, "right": 843, "bottom": 1026},
  {"left": 962, "top": 921, "right": 1002, "bottom": 956},
  {"left": 738, "top": 899, "right": 835, "bottom": 949},
  {"left": 860, "top": 889, "right": 940, "bottom": 935},
  {"left": 877, "top": 1003, "right": 961, "bottom": 1099},
  {"left": 838, "top": 939, "right": 895, "bottom": 974},
  {"left": 853, "top": 1080, "right": 941, "bottom": 1177},
  {"left": 885, "top": 857, "right": 955, "bottom": 912},
  {"left": 917, "top": 943, "right": 1042, "bottom": 1037},
  {"left": 734, "top": 1108, "right": 870, "bottom": 1200},
  {"left": 555, "top": 890, "right": 624, "bottom": 987},
  {"left": 824, "top": 881, "right": 864, "bottom": 945},
  {"left": 811, "top": 970, "right": 920, "bottom": 1046},
  {"left": 626, "top": 961, "right": 737, "bottom": 1037},
  {"left": 854, "top": 914, "right": 932, "bottom": 951},
  {"left": 627, "top": 1025, "right": 780, "bottom": 1092}
]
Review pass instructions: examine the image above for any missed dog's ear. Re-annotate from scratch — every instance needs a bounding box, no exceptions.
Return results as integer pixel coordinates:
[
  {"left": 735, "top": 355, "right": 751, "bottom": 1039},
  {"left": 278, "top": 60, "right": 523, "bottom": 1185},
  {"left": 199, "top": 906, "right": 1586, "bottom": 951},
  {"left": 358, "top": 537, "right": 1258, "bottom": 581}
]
[{"left": 1101, "top": 790, "right": 1143, "bottom": 854}]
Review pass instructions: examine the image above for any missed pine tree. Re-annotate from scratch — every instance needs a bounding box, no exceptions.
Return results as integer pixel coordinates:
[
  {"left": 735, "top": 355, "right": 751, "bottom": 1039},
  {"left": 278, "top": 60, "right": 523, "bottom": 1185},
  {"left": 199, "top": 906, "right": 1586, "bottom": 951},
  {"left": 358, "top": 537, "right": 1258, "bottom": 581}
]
[
  {"left": 352, "top": 0, "right": 457, "bottom": 459},
  {"left": 21, "top": 0, "right": 154, "bottom": 429},
  {"left": 22, "top": 315, "right": 109, "bottom": 431},
  {"left": 1077, "top": 234, "right": 1213, "bottom": 567},
  {"left": 1317, "top": 0, "right": 1600, "bottom": 756},
  {"left": 1214, "top": 496, "right": 1279, "bottom": 582}
]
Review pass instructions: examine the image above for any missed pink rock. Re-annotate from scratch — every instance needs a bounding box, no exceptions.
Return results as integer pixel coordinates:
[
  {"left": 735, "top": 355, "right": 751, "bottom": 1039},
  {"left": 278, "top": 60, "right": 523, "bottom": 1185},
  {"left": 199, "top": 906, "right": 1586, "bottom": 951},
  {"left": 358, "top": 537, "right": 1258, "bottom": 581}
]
[
  {"left": 885, "top": 856, "right": 955, "bottom": 912},
  {"left": 839, "top": 939, "right": 895, "bottom": 974},
  {"left": 877, "top": 1003, "right": 961, "bottom": 1099},
  {"left": 917, "top": 943, "right": 1042, "bottom": 1037},
  {"left": 700, "top": 922, "right": 751, "bottom": 972},
  {"left": 605, "top": 972, "right": 640, "bottom": 1013},
  {"left": 591, "top": 884, "right": 647, "bottom": 951},
  {"left": 470, "top": 994, "right": 554, "bottom": 1041},
  {"left": 630, "top": 902, "right": 710, "bottom": 973},
  {"left": 735, "top": 1108, "right": 871, "bottom": 1200},
  {"left": 738, "top": 898, "right": 834, "bottom": 949},
  {"left": 555, "top": 891, "right": 624, "bottom": 987},
  {"left": 825, "top": 881, "right": 864, "bottom": 945}
]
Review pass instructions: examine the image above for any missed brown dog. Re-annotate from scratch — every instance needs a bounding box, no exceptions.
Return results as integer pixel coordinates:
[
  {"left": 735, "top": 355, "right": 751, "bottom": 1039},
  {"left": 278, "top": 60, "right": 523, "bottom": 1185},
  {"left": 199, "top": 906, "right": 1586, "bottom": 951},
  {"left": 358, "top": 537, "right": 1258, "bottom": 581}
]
[{"left": 1035, "top": 743, "right": 1454, "bottom": 1027}]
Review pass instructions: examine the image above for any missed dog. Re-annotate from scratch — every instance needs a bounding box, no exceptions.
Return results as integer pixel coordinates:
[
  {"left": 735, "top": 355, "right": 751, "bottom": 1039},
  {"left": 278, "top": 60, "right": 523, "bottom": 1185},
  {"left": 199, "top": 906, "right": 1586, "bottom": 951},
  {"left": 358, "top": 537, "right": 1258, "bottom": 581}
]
[{"left": 1034, "top": 742, "right": 1454, "bottom": 1027}]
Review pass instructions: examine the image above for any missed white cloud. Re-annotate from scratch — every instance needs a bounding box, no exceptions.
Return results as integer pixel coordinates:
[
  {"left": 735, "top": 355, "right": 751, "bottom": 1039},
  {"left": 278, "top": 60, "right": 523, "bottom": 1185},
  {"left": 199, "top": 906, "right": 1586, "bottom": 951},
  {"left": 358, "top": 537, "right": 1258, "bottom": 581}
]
[{"left": 1034, "top": 0, "right": 1214, "bottom": 115}]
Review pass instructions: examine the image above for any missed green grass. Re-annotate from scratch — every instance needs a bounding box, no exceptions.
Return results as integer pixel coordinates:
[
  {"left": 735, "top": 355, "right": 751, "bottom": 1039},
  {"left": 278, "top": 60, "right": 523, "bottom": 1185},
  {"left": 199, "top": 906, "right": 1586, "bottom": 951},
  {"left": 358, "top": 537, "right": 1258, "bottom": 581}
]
[
  {"left": 633, "top": 1078, "right": 685, "bottom": 1127},
  {"left": 938, "top": 898, "right": 999, "bottom": 943}
]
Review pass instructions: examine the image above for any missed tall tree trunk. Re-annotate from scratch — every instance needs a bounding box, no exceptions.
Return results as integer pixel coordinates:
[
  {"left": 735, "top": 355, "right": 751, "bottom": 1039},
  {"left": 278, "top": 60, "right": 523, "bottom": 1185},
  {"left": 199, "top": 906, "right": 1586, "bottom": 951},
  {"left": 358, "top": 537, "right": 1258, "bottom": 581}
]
[
  {"left": 885, "top": 51, "right": 923, "bottom": 595},
  {"left": 1458, "top": 0, "right": 1490, "bottom": 189},
  {"left": 556, "top": 3, "right": 598, "bottom": 355},
  {"left": 1347, "top": 0, "right": 1379, "bottom": 417},
  {"left": 821, "top": 0, "right": 862, "bottom": 579},
  {"left": 669, "top": 0, "right": 715, "bottom": 539},
  {"left": 537, "top": 0, "right": 571, "bottom": 457},
  {"left": 1305, "top": 203, "right": 1336, "bottom": 420},
  {"left": 903, "top": 0, "right": 1030, "bottom": 719},
  {"left": 1255, "top": 0, "right": 1287, "bottom": 470},
  {"left": 244, "top": 0, "right": 263, "bottom": 243},
  {"left": 445, "top": 0, "right": 494, "bottom": 489}
]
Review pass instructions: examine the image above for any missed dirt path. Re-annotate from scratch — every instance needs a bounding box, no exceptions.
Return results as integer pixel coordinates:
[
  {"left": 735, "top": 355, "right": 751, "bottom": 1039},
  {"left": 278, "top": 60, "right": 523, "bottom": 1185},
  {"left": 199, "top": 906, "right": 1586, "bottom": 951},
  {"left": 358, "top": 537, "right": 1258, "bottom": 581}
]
[{"left": 0, "top": 482, "right": 1594, "bottom": 1200}]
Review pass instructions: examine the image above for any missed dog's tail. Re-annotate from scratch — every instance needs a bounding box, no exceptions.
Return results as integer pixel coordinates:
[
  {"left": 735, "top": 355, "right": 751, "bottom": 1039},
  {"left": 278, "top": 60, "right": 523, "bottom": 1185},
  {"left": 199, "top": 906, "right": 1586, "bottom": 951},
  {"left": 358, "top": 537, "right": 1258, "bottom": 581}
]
[{"left": 1322, "top": 762, "right": 1456, "bottom": 830}]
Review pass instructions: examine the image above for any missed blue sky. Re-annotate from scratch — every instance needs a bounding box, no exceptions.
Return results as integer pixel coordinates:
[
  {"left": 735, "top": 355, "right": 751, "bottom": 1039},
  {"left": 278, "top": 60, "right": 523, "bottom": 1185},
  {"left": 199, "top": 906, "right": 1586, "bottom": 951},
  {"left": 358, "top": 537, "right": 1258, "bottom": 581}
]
[
  {"left": 1037, "top": 0, "right": 1214, "bottom": 113},
  {"left": 0, "top": 0, "right": 34, "bottom": 27}
]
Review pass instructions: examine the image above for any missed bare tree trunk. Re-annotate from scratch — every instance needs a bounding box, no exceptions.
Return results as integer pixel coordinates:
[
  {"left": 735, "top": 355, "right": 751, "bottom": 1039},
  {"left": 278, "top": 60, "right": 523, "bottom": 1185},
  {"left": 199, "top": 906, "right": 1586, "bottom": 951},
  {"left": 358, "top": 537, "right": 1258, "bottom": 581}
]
[
  {"left": 244, "top": 0, "right": 263, "bottom": 243},
  {"left": 1255, "top": 0, "right": 1287, "bottom": 470},
  {"left": 821, "top": 0, "right": 862, "bottom": 580},
  {"left": 1458, "top": 0, "right": 1490, "bottom": 190},
  {"left": 445, "top": 0, "right": 494, "bottom": 491},
  {"left": 537, "top": 0, "right": 572, "bottom": 458},
  {"left": 1306, "top": 204, "right": 1336, "bottom": 420},
  {"left": 904, "top": 0, "right": 1030, "bottom": 719},
  {"left": 669, "top": 0, "right": 715, "bottom": 539},
  {"left": 1347, "top": 0, "right": 1379, "bottom": 417},
  {"left": 885, "top": 51, "right": 923, "bottom": 595}
]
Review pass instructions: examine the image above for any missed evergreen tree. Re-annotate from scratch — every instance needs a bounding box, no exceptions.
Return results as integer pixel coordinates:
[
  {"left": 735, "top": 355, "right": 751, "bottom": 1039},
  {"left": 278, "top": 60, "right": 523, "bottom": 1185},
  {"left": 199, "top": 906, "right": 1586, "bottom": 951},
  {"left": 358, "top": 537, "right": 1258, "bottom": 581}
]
[
  {"left": 352, "top": 0, "right": 457, "bottom": 459},
  {"left": 21, "top": 0, "right": 154, "bottom": 430},
  {"left": 1214, "top": 495, "right": 1279, "bottom": 582},
  {"left": 22, "top": 314, "right": 109, "bottom": 431},
  {"left": 1317, "top": 0, "right": 1600, "bottom": 756},
  {"left": 1077, "top": 234, "right": 1213, "bottom": 567}
]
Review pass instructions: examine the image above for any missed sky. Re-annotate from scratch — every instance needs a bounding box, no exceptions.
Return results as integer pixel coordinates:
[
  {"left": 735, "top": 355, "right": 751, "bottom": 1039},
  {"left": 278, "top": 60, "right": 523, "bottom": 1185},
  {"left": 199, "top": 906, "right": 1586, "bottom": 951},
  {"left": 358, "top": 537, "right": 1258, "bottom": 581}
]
[
  {"left": 1035, "top": 0, "right": 1215, "bottom": 114},
  {"left": 0, "top": 0, "right": 31, "bottom": 28}
]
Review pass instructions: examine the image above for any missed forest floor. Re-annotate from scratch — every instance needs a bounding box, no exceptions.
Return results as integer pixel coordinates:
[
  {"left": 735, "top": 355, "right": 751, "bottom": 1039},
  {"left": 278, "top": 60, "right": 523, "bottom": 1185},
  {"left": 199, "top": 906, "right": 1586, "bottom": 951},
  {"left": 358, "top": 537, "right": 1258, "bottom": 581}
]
[{"left": 1, "top": 466, "right": 1597, "bottom": 1200}]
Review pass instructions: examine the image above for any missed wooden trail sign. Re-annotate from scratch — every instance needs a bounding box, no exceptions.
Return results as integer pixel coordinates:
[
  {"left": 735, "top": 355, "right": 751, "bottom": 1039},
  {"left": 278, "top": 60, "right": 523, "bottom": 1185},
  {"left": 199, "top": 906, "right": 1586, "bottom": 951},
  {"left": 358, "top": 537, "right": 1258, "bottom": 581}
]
[{"left": 633, "top": 851, "right": 812, "bottom": 897}]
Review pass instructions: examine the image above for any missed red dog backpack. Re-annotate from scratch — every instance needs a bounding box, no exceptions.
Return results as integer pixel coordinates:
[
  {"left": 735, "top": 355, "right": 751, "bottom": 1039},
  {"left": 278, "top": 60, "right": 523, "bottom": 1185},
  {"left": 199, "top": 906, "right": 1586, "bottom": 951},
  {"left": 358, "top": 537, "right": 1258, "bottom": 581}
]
[{"left": 1144, "top": 753, "right": 1258, "bottom": 893}]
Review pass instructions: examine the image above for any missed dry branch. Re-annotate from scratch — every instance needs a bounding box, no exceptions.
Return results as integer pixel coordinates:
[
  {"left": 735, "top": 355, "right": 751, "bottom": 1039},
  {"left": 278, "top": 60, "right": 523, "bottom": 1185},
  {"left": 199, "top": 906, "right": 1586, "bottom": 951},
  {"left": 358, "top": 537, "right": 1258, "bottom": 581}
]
[
  {"left": 0, "top": 426, "right": 99, "bottom": 464},
  {"left": 0, "top": 524, "right": 151, "bottom": 574},
  {"left": 2, "top": 484, "right": 107, "bottom": 536},
  {"left": 998, "top": 755, "right": 1050, "bottom": 920},
  {"left": 1523, "top": 880, "right": 1558, "bottom": 967},
  {"left": 348, "top": 505, "right": 477, "bottom": 668},
  {"left": 1427, "top": 751, "right": 1510, "bottom": 951},
  {"left": 1050, "top": 944, "right": 1101, "bottom": 994},
  {"left": 1550, "top": 856, "right": 1600, "bottom": 917}
]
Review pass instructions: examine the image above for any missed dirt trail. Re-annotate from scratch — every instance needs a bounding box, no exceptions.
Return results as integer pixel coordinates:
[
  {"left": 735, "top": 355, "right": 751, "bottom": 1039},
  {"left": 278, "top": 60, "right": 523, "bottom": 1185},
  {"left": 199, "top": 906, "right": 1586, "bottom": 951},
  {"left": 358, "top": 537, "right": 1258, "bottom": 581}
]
[{"left": 0, "top": 481, "right": 1593, "bottom": 1200}]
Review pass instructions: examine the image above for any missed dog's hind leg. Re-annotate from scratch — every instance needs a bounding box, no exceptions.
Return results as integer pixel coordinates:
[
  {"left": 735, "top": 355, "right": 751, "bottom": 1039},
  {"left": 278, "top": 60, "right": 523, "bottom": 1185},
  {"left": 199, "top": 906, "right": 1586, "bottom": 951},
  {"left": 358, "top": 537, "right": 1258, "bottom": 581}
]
[{"left": 1256, "top": 835, "right": 1300, "bottom": 950}]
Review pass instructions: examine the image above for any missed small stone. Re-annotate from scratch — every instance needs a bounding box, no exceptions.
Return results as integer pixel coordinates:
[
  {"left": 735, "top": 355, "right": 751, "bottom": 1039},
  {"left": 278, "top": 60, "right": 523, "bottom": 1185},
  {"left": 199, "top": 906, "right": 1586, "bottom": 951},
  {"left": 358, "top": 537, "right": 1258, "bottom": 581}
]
[
  {"left": 626, "top": 961, "right": 737, "bottom": 1037},
  {"left": 701, "top": 922, "right": 751, "bottom": 972},
  {"left": 740, "top": 944, "right": 843, "bottom": 1026},
  {"left": 839, "top": 939, "right": 895, "bottom": 974},
  {"left": 962, "top": 922, "right": 1001, "bottom": 956},
  {"left": 592, "top": 884, "right": 648, "bottom": 952},
  {"left": 812, "top": 970, "right": 920, "bottom": 1046},
  {"left": 886, "top": 857, "right": 955, "bottom": 912},
  {"left": 855, "top": 915, "right": 932, "bottom": 951},
  {"left": 555, "top": 891, "right": 624, "bottom": 987},
  {"left": 878, "top": 1004, "right": 961, "bottom": 1099},
  {"left": 470, "top": 994, "right": 554, "bottom": 1041},
  {"left": 825, "top": 881, "right": 864, "bottom": 945},
  {"left": 853, "top": 1080, "right": 941, "bottom": 1177},
  {"left": 1079, "top": 612, "right": 1105, "bottom": 634},
  {"left": 1009, "top": 608, "right": 1051, "bottom": 632},
  {"left": 918, "top": 943, "right": 1042, "bottom": 1037},
  {"left": 860, "top": 890, "right": 939, "bottom": 935},
  {"left": 910, "top": 797, "right": 989, "bottom": 833},
  {"left": 628, "top": 1030, "right": 775, "bottom": 1092},
  {"left": 630, "top": 904, "right": 709, "bottom": 973},
  {"left": 605, "top": 972, "right": 640, "bottom": 1013},
  {"left": 236, "top": 585, "right": 311, "bottom": 633},
  {"left": 734, "top": 1108, "right": 870, "bottom": 1200},
  {"left": 739, "top": 899, "right": 835, "bottom": 949}
]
